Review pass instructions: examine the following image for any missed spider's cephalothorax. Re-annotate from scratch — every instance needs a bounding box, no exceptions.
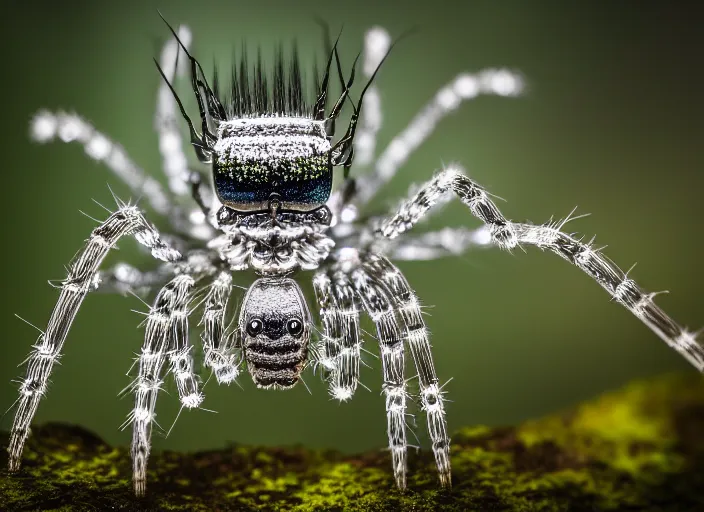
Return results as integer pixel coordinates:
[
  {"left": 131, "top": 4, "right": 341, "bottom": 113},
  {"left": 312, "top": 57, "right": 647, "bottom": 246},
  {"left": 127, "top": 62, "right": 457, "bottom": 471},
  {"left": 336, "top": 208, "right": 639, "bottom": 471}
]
[{"left": 10, "top": 18, "right": 702, "bottom": 501}]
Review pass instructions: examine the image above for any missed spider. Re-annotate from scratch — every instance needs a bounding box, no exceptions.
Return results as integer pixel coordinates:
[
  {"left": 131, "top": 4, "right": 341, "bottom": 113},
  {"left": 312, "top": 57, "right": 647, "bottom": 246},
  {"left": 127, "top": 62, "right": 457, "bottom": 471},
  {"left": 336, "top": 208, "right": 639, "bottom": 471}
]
[{"left": 7, "top": 17, "right": 703, "bottom": 498}]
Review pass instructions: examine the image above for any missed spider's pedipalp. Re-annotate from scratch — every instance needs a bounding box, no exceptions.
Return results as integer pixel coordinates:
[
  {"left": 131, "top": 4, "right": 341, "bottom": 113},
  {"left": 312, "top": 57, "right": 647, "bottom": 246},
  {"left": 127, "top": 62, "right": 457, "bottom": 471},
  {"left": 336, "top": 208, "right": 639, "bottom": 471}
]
[
  {"left": 201, "top": 270, "right": 242, "bottom": 384},
  {"left": 362, "top": 254, "right": 451, "bottom": 488},
  {"left": 7, "top": 205, "right": 181, "bottom": 474},
  {"left": 154, "top": 26, "right": 219, "bottom": 239},
  {"left": 130, "top": 274, "right": 195, "bottom": 497},
  {"left": 312, "top": 270, "right": 362, "bottom": 401},
  {"left": 351, "top": 266, "right": 408, "bottom": 489}
]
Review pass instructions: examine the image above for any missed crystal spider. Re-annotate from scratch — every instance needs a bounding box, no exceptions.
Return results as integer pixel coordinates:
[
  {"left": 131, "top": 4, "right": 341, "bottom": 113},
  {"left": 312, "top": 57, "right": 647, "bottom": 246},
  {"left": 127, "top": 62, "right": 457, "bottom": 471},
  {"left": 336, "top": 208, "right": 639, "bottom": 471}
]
[{"left": 7, "top": 18, "right": 702, "bottom": 497}]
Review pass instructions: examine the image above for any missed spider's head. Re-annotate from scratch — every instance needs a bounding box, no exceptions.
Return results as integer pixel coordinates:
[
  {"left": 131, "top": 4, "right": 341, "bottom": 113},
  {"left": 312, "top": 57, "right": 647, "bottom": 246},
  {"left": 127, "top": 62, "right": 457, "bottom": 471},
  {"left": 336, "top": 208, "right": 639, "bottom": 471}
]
[
  {"left": 156, "top": 15, "right": 395, "bottom": 216},
  {"left": 239, "top": 277, "right": 311, "bottom": 389},
  {"left": 212, "top": 117, "right": 332, "bottom": 213}
]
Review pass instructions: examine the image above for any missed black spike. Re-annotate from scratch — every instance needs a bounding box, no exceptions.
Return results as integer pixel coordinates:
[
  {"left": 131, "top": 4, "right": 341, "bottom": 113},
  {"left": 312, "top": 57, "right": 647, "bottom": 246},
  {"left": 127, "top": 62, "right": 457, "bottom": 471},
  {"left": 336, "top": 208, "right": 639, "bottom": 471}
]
[
  {"left": 313, "top": 25, "right": 342, "bottom": 120},
  {"left": 257, "top": 48, "right": 269, "bottom": 114},
  {"left": 239, "top": 43, "right": 251, "bottom": 115},
  {"left": 330, "top": 29, "right": 409, "bottom": 174},
  {"left": 312, "top": 54, "right": 320, "bottom": 110},
  {"left": 158, "top": 10, "right": 220, "bottom": 141},
  {"left": 272, "top": 45, "right": 283, "bottom": 113},
  {"left": 212, "top": 20, "right": 354, "bottom": 118},
  {"left": 153, "top": 58, "right": 211, "bottom": 162},
  {"left": 290, "top": 42, "right": 303, "bottom": 115},
  {"left": 230, "top": 50, "right": 242, "bottom": 117},
  {"left": 212, "top": 60, "right": 220, "bottom": 101},
  {"left": 327, "top": 49, "right": 360, "bottom": 124}
]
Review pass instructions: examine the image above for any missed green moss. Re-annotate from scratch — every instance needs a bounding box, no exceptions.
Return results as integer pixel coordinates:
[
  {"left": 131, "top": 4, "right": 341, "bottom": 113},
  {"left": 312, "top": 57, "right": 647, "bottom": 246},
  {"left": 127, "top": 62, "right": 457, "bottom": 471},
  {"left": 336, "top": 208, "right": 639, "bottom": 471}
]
[
  {"left": 2, "top": 373, "right": 704, "bottom": 511},
  {"left": 517, "top": 374, "right": 699, "bottom": 476}
]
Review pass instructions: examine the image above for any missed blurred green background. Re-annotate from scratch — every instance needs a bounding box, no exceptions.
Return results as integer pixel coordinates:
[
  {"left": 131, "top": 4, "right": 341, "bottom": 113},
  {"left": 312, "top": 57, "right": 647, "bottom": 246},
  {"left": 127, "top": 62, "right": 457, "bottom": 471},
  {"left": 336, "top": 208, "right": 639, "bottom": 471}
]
[{"left": 1, "top": 0, "right": 702, "bottom": 456}]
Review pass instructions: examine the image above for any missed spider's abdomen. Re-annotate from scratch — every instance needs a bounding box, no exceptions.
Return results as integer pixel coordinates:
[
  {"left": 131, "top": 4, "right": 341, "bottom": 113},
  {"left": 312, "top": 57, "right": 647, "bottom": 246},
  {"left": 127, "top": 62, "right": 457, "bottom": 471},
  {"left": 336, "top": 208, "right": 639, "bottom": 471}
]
[
  {"left": 239, "top": 277, "right": 311, "bottom": 389},
  {"left": 213, "top": 117, "right": 332, "bottom": 213}
]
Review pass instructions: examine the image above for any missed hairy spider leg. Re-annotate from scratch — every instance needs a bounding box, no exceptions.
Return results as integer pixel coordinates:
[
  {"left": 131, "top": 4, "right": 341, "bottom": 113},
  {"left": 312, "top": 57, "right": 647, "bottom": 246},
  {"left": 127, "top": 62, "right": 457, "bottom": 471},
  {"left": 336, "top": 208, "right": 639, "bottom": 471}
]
[
  {"left": 128, "top": 274, "right": 199, "bottom": 497},
  {"left": 386, "top": 226, "right": 493, "bottom": 261},
  {"left": 350, "top": 266, "right": 409, "bottom": 489},
  {"left": 156, "top": 24, "right": 196, "bottom": 195},
  {"left": 363, "top": 254, "right": 451, "bottom": 487},
  {"left": 348, "top": 31, "right": 524, "bottom": 209},
  {"left": 29, "top": 111, "right": 172, "bottom": 217},
  {"left": 312, "top": 271, "right": 362, "bottom": 401},
  {"left": 28, "top": 107, "right": 212, "bottom": 241},
  {"left": 329, "top": 40, "right": 393, "bottom": 173},
  {"left": 376, "top": 166, "right": 704, "bottom": 370},
  {"left": 96, "top": 262, "right": 176, "bottom": 296},
  {"left": 27, "top": 24, "right": 217, "bottom": 241},
  {"left": 351, "top": 27, "right": 391, "bottom": 168},
  {"left": 200, "top": 270, "right": 242, "bottom": 384},
  {"left": 7, "top": 205, "right": 181, "bottom": 473}
]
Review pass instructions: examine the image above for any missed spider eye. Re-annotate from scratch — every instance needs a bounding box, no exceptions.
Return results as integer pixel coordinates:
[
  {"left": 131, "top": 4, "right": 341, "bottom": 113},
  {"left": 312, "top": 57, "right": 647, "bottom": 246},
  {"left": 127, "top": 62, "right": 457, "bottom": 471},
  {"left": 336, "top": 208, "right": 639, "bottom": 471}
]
[
  {"left": 247, "top": 318, "right": 263, "bottom": 337},
  {"left": 286, "top": 318, "right": 304, "bottom": 337}
]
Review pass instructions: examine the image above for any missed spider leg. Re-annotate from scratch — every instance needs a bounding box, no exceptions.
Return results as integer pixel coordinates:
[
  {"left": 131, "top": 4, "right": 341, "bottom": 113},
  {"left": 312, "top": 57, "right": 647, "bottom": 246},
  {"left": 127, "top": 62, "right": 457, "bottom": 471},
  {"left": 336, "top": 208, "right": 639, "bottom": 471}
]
[
  {"left": 352, "top": 27, "right": 391, "bottom": 169},
  {"left": 510, "top": 222, "right": 704, "bottom": 369},
  {"left": 96, "top": 247, "right": 221, "bottom": 297},
  {"left": 95, "top": 261, "right": 175, "bottom": 296},
  {"left": 7, "top": 205, "right": 181, "bottom": 474},
  {"left": 350, "top": 264, "right": 408, "bottom": 489},
  {"left": 312, "top": 270, "right": 362, "bottom": 401},
  {"left": 201, "top": 271, "right": 242, "bottom": 384},
  {"left": 325, "top": 27, "right": 391, "bottom": 222},
  {"left": 188, "top": 170, "right": 217, "bottom": 228},
  {"left": 363, "top": 254, "right": 451, "bottom": 487},
  {"left": 155, "top": 27, "right": 218, "bottom": 238},
  {"left": 129, "top": 274, "right": 196, "bottom": 497},
  {"left": 377, "top": 165, "right": 704, "bottom": 370},
  {"left": 155, "top": 24, "right": 199, "bottom": 196},
  {"left": 384, "top": 226, "right": 493, "bottom": 261},
  {"left": 312, "top": 273, "right": 342, "bottom": 387},
  {"left": 30, "top": 111, "right": 171, "bottom": 216},
  {"left": 376, "top": 166, "right": 516, "bottom": 244},
  {"left": 29, "top": 110, "right": 209, "bottom": 240},
  {"left": 352, "top": 69, "right": 523, "bottom": 208},
  {"left": 167, "top": 278, "right": 202, "bottom": 408}
]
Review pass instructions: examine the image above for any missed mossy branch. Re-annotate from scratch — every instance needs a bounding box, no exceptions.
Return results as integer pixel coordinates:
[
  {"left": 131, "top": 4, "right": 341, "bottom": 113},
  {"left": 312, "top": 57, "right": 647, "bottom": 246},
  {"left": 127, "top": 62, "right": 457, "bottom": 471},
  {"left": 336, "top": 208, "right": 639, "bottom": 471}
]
[{"left": 2, "top": 373, "right": 704, "bottom": 511}]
